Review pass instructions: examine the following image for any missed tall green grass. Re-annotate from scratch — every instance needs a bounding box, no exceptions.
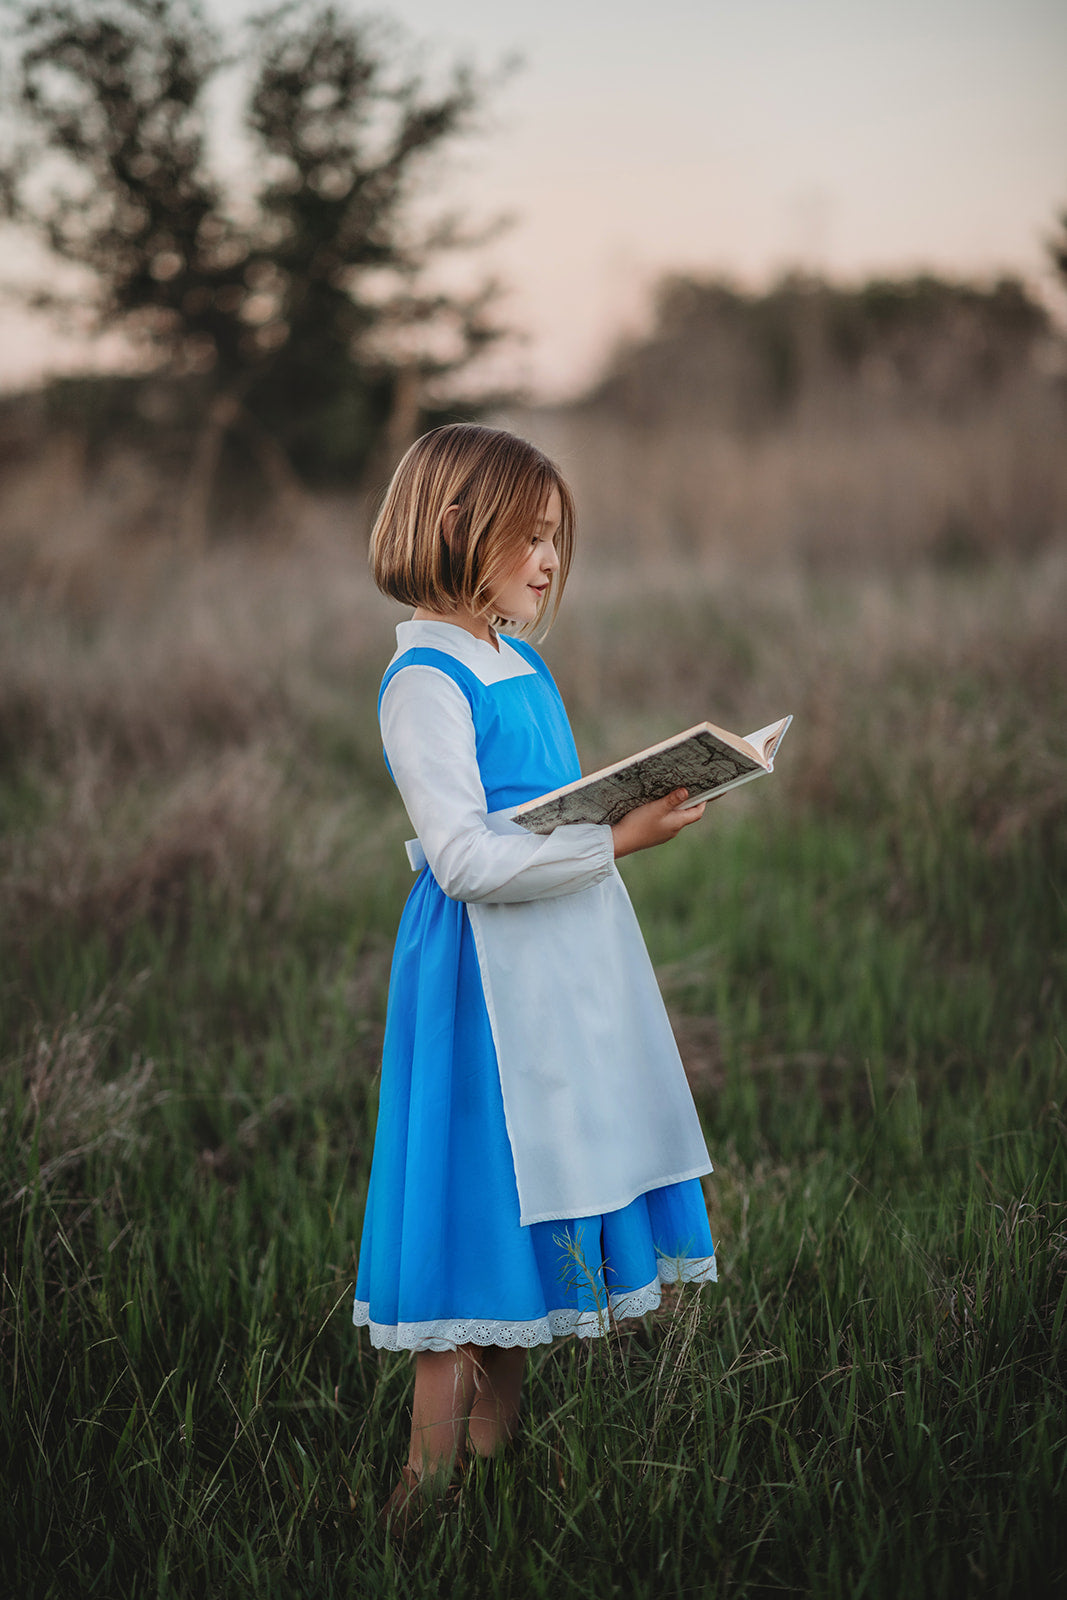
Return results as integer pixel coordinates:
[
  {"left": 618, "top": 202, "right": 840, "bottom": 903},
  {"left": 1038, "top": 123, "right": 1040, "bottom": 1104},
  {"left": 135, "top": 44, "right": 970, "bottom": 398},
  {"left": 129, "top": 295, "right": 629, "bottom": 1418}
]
[{"left": 1, "top": 551, "right": 1064, "bottom": 1596}]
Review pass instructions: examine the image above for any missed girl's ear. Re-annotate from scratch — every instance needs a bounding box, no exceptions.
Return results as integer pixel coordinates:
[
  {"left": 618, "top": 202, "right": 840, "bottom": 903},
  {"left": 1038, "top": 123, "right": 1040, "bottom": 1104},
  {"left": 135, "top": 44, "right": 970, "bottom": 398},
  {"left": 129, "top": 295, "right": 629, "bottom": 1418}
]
[{"left": 441, "top": 504, "right": 461, "bottom": 545}]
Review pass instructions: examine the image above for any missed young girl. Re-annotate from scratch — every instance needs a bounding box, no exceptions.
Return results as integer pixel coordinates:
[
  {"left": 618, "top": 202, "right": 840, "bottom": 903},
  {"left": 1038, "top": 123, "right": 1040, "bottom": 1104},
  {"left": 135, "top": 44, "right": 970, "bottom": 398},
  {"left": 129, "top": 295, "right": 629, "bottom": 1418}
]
[{"left": 352, "top": 423, "right": 716, "bottom": 1521}]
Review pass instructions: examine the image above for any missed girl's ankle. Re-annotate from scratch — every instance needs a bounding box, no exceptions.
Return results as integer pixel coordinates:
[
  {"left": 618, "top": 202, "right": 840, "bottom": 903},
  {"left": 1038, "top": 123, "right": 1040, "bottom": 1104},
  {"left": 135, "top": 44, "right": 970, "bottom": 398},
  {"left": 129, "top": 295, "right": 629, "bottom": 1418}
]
[
  {"left": 467, "top": 1409, "right": 522, "bottom": 1458},
  {"left": 408, "top": 1453, "right": 464, "bottom": 1496}
]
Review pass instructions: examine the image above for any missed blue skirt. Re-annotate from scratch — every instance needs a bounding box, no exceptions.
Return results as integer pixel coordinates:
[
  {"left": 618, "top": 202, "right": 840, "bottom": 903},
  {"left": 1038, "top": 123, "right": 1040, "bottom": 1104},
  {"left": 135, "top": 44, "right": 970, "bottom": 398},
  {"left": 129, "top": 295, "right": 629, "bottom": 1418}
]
[{"left": 353, "top": 873, "right": 716, "bottom": 1352}]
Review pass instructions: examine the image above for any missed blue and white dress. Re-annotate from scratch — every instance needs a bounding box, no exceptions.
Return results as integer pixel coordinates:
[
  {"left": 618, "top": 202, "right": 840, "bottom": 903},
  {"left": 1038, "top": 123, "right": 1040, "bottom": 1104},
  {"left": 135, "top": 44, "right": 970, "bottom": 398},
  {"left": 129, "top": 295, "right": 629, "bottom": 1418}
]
[{"left": 352, "top": 619, "right": 716, "bottom": 1352}]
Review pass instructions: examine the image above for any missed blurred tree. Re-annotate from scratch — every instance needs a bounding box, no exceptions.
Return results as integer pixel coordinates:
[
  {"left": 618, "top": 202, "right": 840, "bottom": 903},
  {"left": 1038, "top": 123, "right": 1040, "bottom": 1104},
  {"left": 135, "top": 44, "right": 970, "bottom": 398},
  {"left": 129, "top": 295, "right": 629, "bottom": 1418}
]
[
  {"left": 1050, "top": 207, "right": 1067, "bottom": 289},
  {"left": 0, "top": 0, "right": 504, "bottom": 537},
  {"left": 586, "top": 273, "right": 1053, "bottom": 429}
]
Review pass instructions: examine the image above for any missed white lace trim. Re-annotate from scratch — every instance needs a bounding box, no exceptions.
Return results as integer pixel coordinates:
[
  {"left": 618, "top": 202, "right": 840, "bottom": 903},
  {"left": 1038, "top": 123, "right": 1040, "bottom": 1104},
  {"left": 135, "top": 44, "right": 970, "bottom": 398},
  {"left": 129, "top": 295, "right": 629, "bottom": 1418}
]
[{"left": 352, "top": 1254, "right": 717, "bottom": 1352}]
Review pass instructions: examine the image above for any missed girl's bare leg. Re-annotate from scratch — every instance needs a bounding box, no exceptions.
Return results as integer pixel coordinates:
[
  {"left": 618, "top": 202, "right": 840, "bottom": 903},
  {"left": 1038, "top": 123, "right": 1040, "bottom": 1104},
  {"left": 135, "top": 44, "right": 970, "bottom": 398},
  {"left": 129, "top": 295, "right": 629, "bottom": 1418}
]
[
  {"left": 406, "top": 1347, "right": 480, "bottom": 1483},
  {"left": 383, "top": 1342, "right": 529, "bottom": 1527},
  {"left": 467, "top": 1344, "right": 527, "bottom": 1457},
  {"left": 381, "top": 1347, "right": 477, "bottom": 1528}
]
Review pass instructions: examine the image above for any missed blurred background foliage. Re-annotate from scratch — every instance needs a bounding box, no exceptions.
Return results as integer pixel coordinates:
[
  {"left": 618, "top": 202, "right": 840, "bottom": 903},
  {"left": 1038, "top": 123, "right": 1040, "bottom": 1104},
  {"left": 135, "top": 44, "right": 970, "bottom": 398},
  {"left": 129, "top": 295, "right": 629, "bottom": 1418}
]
[
  {"left": 0, "top": 1, "right": 1064, "bottom": 559},
  {"left": 0, "top": 0, "right": 501, "bottom": 541}
]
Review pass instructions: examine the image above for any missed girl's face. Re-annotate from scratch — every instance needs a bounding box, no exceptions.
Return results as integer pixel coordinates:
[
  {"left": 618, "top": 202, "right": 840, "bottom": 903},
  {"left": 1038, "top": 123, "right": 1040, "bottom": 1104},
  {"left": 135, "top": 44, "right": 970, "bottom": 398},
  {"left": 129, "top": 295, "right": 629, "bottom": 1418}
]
[{"left": 487, "top": 488, "right": 562, "bottom": 625}]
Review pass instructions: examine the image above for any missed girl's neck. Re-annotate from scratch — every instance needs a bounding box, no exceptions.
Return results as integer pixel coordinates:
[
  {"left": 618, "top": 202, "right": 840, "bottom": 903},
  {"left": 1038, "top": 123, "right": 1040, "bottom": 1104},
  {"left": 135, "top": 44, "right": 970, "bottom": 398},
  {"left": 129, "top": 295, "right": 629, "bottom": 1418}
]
[{"left": 411, "top": 605, "right": 499, "bottom": 650}]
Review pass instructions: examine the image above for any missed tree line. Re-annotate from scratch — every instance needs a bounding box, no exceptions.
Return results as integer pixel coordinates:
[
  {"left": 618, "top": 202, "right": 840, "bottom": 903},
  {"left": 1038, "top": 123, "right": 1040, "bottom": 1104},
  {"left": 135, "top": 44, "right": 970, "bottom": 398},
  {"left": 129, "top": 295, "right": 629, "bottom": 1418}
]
[{"left": 585, "top": 273, "right": 1065, "bottom": 430}]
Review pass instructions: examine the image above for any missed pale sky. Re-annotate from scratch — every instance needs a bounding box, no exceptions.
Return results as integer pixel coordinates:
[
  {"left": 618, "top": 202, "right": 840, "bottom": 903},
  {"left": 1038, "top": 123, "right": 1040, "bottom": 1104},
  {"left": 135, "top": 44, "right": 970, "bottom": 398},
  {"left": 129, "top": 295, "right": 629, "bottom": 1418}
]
[{"left": 2, "top": 0, "right": 1065, "bottom": 396}]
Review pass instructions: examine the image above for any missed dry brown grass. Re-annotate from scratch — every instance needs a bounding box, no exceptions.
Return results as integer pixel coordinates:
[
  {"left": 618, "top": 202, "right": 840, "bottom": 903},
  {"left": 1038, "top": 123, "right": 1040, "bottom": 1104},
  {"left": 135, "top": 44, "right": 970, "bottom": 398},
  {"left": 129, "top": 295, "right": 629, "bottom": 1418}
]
[
  {"left": 551, "top": 546, "right": 1067, "bottom": 847},
  {"left": 6, "top": 990, "right": 159, "bottom": 1199},
  {"left": 4, "top": 744, "right": 293, "bottom": 940},
  {"left": 1, "top": 416, "right": 1064, "bottom": 960},
  {"left": 0, "top": 527, "right": 402, "bottom": 944},
  {"left": 506, "top": 394, "right": 1067, "bottom": 568}
]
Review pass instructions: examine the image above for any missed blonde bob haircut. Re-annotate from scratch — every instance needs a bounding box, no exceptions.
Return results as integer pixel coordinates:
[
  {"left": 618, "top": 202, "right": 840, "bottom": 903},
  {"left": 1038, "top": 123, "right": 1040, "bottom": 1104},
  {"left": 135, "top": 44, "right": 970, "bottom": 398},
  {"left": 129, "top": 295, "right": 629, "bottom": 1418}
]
[{"left": 370, "top": 424, "right": 576, "bottom": 635}]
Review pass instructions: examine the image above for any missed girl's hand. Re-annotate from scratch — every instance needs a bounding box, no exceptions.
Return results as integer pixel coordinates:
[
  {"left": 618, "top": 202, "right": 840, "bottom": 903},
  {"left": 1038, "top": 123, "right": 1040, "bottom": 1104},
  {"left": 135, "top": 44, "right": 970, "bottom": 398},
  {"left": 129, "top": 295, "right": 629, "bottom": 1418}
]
[{"left": 612, "top": 788, "right": 708, "bottom": 860}]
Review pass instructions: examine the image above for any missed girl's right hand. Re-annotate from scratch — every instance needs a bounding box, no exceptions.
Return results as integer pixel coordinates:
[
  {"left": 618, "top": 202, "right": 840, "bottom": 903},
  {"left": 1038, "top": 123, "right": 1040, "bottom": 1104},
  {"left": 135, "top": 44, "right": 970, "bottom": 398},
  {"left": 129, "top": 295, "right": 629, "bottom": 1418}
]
[{"left": 611, "top": 789, "right": 708, "bottom": 860}]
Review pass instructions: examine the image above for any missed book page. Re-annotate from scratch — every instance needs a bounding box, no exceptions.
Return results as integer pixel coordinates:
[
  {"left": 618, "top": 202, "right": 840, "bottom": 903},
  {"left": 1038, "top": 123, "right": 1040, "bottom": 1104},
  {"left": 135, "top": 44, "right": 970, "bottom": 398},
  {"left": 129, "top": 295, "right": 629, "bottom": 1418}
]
[{"left": 743, "top": 715, "right": 793, "bottom": 766}]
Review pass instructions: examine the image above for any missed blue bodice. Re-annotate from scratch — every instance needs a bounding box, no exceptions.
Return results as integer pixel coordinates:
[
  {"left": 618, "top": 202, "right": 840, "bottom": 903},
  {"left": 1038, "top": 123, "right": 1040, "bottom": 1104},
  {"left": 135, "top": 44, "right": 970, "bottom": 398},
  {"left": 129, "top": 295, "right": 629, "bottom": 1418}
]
[{"left": 378, "top": 638, "right": 581, "bottom": 813}]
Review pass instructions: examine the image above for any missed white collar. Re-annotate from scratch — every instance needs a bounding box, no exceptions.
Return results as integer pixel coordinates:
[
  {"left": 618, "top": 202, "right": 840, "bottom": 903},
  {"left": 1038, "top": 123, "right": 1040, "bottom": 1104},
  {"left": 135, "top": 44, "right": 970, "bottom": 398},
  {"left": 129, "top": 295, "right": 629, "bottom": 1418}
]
[{"left": 393, "top": 618, "right": 535, "bottom": 685}]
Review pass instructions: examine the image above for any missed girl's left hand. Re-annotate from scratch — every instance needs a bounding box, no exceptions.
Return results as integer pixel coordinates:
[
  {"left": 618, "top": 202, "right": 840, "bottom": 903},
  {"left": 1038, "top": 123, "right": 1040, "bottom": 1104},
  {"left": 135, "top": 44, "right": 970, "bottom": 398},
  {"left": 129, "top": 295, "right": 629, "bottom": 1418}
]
[{"left": 611, "top": 789, "right": 708, "bottom": 859}]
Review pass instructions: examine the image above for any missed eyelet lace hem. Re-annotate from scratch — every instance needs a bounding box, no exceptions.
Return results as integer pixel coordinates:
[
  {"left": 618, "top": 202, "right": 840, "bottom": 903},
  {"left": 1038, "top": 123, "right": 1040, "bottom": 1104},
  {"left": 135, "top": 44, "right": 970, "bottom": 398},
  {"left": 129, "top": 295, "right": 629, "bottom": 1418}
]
[{"left": 353, "top": 1253, "right": 717, "bottom": 1352}]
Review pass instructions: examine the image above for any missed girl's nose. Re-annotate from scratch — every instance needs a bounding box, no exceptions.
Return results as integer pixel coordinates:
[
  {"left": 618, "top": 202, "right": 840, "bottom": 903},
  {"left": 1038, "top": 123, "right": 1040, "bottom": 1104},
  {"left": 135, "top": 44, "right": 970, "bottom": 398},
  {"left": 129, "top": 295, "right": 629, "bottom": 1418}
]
[{"left": 543, "top": 542, "right": 560, "bottom": 571}]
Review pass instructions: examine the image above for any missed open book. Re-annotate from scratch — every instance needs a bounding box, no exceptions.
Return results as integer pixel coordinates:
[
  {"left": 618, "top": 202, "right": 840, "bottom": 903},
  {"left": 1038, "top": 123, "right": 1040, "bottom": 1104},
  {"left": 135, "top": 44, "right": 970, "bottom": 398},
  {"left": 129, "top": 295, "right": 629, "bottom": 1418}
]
[{"left": 511, "top": 715, "right": 792, "bottom": 834}]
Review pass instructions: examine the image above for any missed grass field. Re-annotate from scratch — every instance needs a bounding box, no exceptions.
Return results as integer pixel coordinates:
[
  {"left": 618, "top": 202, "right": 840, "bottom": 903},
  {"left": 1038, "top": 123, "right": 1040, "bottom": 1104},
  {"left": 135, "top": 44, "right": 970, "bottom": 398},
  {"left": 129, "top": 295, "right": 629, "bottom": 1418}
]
[{"left": 2, "top": 535, "right": 1065, "bottom": 1597}]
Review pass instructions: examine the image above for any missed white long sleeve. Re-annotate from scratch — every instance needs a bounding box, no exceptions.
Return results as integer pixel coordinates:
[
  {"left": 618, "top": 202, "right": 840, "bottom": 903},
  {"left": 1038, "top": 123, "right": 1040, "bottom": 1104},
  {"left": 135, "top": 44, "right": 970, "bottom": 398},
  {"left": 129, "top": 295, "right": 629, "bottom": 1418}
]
[{"left": 380, "top": 664, "right": 615, "bottom": 904}]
